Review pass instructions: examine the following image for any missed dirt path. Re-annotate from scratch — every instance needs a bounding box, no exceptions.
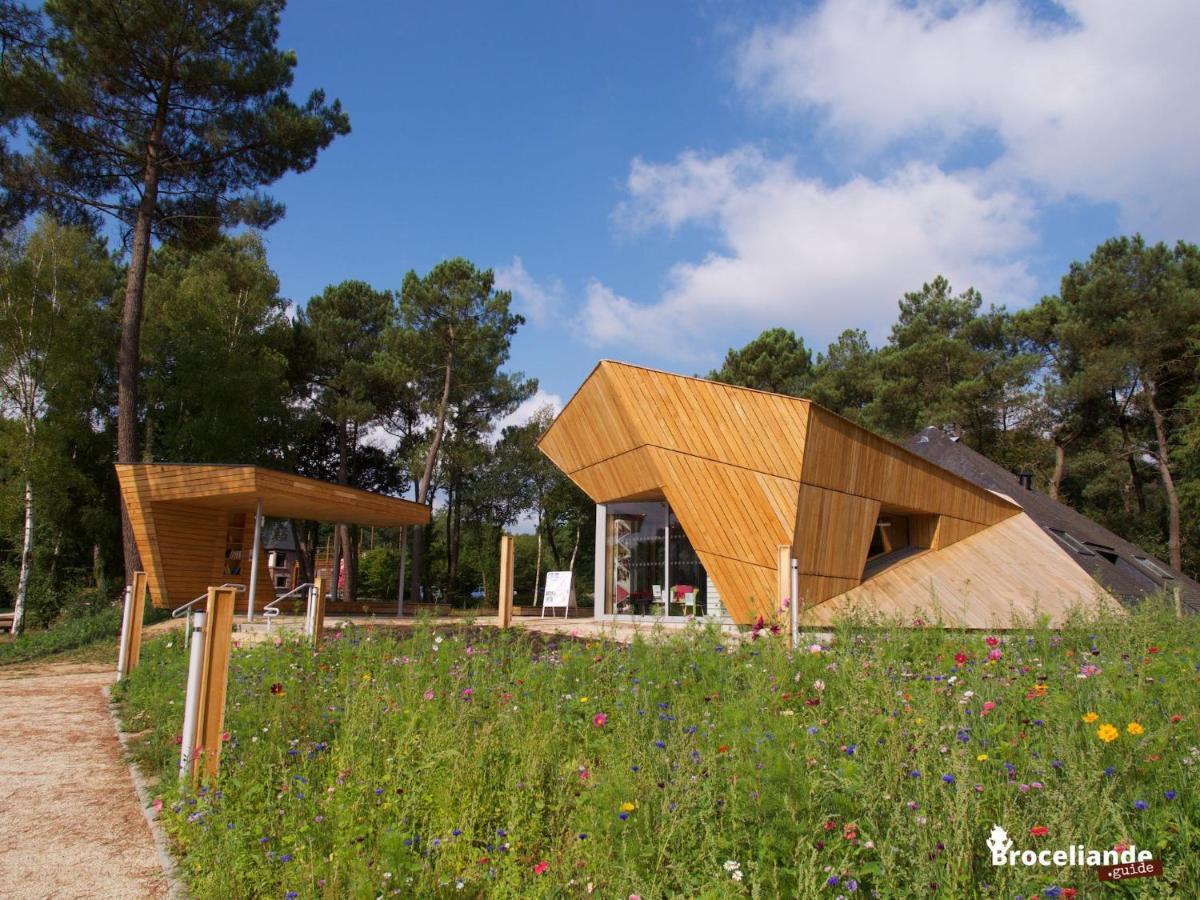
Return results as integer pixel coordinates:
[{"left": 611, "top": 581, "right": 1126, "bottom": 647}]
[{"left": 0, "top": 660, "right": 170, "bottom": 899}]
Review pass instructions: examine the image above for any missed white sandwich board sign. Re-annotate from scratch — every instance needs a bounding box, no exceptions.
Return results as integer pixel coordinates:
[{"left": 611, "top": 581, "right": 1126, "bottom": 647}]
[{"left": 541, "top": 571, "right": 576, "bottom": 618}]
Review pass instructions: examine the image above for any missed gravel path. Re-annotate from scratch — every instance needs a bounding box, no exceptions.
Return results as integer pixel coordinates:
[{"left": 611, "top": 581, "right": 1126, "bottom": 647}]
[{"left": 0, "top": 661, "right": 170, "bottom": 899}]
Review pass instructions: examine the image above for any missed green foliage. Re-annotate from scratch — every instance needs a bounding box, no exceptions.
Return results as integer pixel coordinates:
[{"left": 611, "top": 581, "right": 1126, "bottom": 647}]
[
  {"left": 142, "top": 234, "right": 293, "bottom": 463},
  {"left": 708, "top": 327, "right": 812, "bottom": 395},
  {"left": 0, "top": 601, "right": 120, "bottom": 665},
  {"left": 115, "top": 604, "right": 1200, "bottom": 897},
  {"left": 9, "top": 0, "right": 350, "bottom": 242}
]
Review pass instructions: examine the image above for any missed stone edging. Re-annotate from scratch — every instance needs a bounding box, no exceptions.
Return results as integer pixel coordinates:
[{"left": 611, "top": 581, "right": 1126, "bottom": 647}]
[{"left": 103, "top": 685, "right": 188, "bottom": 899}]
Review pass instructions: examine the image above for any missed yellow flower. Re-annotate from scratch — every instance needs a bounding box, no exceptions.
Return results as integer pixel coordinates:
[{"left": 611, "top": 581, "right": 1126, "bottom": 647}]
[
  {"left": 1082, "top": 712, "right": 1099, "bottom": 724},
  {"left": 1126, "top": 722, "right": 1144, "bottom": 736},
  {"left": 579, "top": 697, "right": 588, "bottom": 703},
  {"left": 915, "top": 717, "right": 925, "bottom": 725},
  {"left": 1097, "top": 723, "right": 1119, "bottom": 743},
  {"left": 1033, "top": 683, "right": 1048, "bottom": 696},
  {"left": 976, "top": 754, "right": 989, "bottom": 762},
  {"left": 361, "top": 673, "right": 372, "bottom": 682},
  {"left": 619, "top": 801, "right": 637, "bottom": 812}
]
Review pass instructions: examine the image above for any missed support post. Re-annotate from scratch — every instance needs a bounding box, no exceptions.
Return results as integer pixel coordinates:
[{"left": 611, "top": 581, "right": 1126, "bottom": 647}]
[
  {"left": 192, "top": 585, "right": 237, "bottom": 785},
  {"left": 1175, "top": 586, "right": 1183, "bottom": 619},
  {"left": 179, "top": 611, "right": 207, "bottom": 778},
  {"left": 312, "top": 575, "right": 327, "bottom": 643},
  {"left": 497, "top": 534, "right": 515, "bottom": 629},
  {"left": 118, "top": 571, "right": 149, "bottom": 677},
  {"left": 776, "top": 545, "right": 791, "bottom": 610},
  {"left": 246, "top": 498, "right": 264, "bottom": 622}
]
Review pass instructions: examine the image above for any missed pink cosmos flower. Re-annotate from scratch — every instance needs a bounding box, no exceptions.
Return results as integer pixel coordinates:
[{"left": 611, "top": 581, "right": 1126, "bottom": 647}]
[
  {"left": 985, "top": 635, "right": 1000, "bottom": 647},
  {"left": 533, "top": 861, "right": 549, "bottom": 875},
  {"left": 987, "top": 649, "right": 1003, "bottom": 661},
  {"left": 423, "top": 689, "right": 435, "bottom": 701},
  {"left": 593, "top": 712, "right": 608, "bottom": 728},
  {"left": 981, "top": 701, "right": 996, "bottom": 716},
  {"left": 152, "top": 798, "right": 163, "bottom": 814}
]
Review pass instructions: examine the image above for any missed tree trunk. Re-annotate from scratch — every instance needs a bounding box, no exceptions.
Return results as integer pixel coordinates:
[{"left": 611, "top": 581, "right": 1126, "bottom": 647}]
[
  {"left": 12, "top": 478, "right": 33, "bottom": 636},
  {"left": 330, "top": 523, "right": 342, "bottom": 603},
  {"left": 568, "top": 521, "right": 581, "bottom": 573},
  {"left": 533, "top": 515, "right": 543, "bottom": 605},
  {"left": 1145, "top": 383, "right": 1183, "bottom": 571},
  {"left": 545, "top": 520, "right": 563, "bottom": 570},
  {"left": 290, "top": 519, "right": 311, "bottom": 584},
  {"left": 396, "top": 526, "right": 407, "bottom": 616},
  {"left": 410, "top": 345, "right": 454, "bottom": 603},
  {"left": 118, "top": 91, "right": 171, "bottom": 585},
  {"left": 1049, "top": 441, "right": 1067, "bottom": 501}
]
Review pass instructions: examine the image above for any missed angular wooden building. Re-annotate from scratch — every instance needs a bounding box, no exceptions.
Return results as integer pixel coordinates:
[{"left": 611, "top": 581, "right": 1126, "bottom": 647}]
[
  {"left": 117, "top": 464, "right": 429, "bottom": 612},
  {"left": 538, "top": 361, "right": 1133, "bottom": 628}
]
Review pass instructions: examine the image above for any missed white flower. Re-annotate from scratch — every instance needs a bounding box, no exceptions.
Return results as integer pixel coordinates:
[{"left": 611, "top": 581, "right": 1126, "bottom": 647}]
[
  {"left": 723, "top": 860, "right": 740, "bottom": 872},
  {"left": 808, "top": 644, "right": 823, "bottom": 654},
  {"left": 813, "top": 680, "right": 825, "bottom": 692},
  {"left": 731, "top": 870, "right": 744, "bottom": 882}
]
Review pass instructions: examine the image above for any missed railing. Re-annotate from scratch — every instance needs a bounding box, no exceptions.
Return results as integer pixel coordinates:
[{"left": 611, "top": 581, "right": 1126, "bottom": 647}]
[
  {"left": 263, "top": 582, "right": 316, "bottom": 633},
  {"left": 173, "top": 583, "right": 245, "bottom": 648}
]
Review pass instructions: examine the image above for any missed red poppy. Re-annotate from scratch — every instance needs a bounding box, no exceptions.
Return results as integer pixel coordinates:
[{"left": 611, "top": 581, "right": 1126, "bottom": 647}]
[
  {"left": 1030, "top": 825, "right": 1049, "bottom": 837},
  {"left": 270, "top": 682, "right": 284, "bottom": 695},
  {"left": 1062, "top": 889, "right": 1076, "bottom": 899},
  {"left": 533, "top": 861, "right": 549, "bottom": 875},
  {"left": 718, "top": 745, "right": 729, "bottom": 753}
]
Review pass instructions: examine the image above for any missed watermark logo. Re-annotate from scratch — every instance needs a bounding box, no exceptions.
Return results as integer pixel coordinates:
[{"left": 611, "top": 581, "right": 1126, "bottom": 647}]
[{"left": 986, "top": 824, "right": 1161, "bottom": 881}]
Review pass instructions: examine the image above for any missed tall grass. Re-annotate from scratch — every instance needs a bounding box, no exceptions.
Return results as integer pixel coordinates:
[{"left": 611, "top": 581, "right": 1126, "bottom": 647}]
[
  {"left": 0, "top": 604, "right": 121, "bottom": 665},
  {"left": 115, "top": 602, "right": 1199, "bottom": 897}
]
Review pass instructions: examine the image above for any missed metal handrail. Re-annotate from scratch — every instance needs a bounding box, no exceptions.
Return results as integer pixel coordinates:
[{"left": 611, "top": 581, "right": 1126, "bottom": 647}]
[
  {"left": 171, "top": 583, "right": 246, "bottom": 618},
  {"left": 263, "top": 582, "right": 315, "bottom": 617}
]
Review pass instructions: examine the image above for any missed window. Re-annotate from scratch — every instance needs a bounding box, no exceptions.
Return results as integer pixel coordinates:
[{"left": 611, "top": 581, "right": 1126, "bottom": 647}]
[
  {"left": 1134, "top": 556, "right": 1174, "bottom": 580},
  {"left": 1084, "top": 542, "right": 1119, "bottom": 564},
  {"left": 868, "top": 515, "right": 910, "bottom": 561},
  {"left": 1048, "top": 528, "right": 1094, "bottom": 555}
]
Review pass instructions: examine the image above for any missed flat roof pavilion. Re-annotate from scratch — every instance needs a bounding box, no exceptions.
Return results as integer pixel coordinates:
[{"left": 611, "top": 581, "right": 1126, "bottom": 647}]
[{"left": 116, "top": 464, "right": 430, "bottom": 612}]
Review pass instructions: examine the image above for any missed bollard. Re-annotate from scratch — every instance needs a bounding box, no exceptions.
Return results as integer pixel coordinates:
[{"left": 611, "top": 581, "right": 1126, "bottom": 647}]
[
  {"left": 116, "top": 584, "right": 133, "bottom": 679},
  {"left": 179, "top": 611, "right": 207, "bottom": 779}
]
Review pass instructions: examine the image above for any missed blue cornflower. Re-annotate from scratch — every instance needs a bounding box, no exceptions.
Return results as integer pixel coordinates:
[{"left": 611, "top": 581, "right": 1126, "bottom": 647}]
[
  {"left": 956, "top": 729, "right": 971, "bottom": 742},
  {"left": 909, "top": 770, "right": 922, "bottom": 778},
  {"left": 655, "top": 740, "right": 666, "bottom": 748},
  {"left": 1134, "top": 799, "right": 1147, "bottom": 810},
  {"left": 1165, "top": 790, "right": 1177, "bottom": 801},
  {"left": 618, "top": 812, "right": 629, "bottom": 821},
  {"left": 1044, "top": 886, "right": 1061, "bottom": 898},
  {"left": 845, "top": 879, "right": 858, "bottom": 892},
  {"left": 827, "top": 875, "right": 840, "bottom": 887},
  {"left": 942, "top": 774, "right": 956, "bottom": 784},
  {"left": 1104, "top": 766, "right": 1116, "bottom": 777}
]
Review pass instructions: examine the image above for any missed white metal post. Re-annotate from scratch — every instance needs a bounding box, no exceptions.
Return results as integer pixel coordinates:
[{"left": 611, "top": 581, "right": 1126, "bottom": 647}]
[
  {"left": 305, "top": 583, "right": 316, "bottom": 637},
  {"left": 790, "top": 558, "right": 799, "bottom": 650},
  {"left": 246, "top": 498, "right": 264, "bottom": 622},
  {"left": 179, "top": 611, "right": 207, "bottom": 779},
  {"left": 396, "top": 526, "right": 406, "bottom": 618},
  {"left": 116, "top": 584, "right": 133, "bottom": 678}
]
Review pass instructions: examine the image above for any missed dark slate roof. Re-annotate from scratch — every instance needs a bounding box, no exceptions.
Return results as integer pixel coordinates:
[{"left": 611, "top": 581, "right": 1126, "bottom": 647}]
[
  {"left": 261, "top": 520, "right": 297, "bottom": 551},
  {"left": 905, "top": 426, "right": 1200, "bottom": 614}
]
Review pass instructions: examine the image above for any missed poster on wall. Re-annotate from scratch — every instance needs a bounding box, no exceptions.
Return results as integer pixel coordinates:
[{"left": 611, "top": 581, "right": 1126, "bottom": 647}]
[{"left": 542, "top": 570, "right": 576, "bottom": 618}]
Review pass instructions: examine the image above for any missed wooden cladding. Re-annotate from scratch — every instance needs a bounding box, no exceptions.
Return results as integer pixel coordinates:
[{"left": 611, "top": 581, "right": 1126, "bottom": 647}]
[
  {"left": 538, "top": 361, "right": 1050, "bottom": 625},
  {"left": 116, "top": 464, "right": 431, "bottom": 609}
]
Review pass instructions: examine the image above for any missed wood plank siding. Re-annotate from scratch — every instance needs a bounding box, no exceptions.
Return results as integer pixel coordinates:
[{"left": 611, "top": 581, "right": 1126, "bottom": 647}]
[
  {"left": 539, "top": 360, "right": 1118, "bottom": 627},
  {"left": 116, "top": 464, "right": 430, "bottom": 610}
]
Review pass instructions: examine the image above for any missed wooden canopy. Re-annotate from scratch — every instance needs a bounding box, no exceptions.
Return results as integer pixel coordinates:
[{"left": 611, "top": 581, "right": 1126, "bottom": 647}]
[
  {"left": 116, "top": 464, "right": 429, "bottom": 609},
  {"left": 538, "top": 361, "right": 1121, "bottom": 627}
]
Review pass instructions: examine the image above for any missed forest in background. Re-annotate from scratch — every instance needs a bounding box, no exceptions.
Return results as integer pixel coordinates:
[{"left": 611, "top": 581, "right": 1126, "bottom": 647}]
[{"left": 1, "top": 2, "right": 1197, "bottom": 635}]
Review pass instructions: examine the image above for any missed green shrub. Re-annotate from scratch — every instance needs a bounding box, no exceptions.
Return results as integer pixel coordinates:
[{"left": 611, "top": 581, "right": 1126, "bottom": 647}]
[{"left": 0, "top": 602, "right": 121, "bottom": 664}]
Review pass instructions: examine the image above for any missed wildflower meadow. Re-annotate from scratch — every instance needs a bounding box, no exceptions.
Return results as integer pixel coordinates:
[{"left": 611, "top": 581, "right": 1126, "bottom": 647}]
[{"left": 114, "top": 602, "right": 1199, "bottom": 898}]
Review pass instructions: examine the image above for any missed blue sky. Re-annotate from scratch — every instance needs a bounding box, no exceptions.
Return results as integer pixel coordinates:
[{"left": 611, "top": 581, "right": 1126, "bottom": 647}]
[{"left": 262, "top": 0, "right": 1195, "bottom": 421}]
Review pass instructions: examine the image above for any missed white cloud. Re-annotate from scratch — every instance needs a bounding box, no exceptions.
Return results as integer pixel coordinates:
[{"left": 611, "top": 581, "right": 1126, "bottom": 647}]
[
  {"left": 736, "top": 0, "right": 1200, "bottom": 233},
  {"left": 494, "top": 388, "right": 563, "bottom": 436},
  {"left": 581, "top": 150, "right": 1035, "bottom": 355},
  {"left": 494, "top": 256, "right": 564, "bottom": 327}
]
